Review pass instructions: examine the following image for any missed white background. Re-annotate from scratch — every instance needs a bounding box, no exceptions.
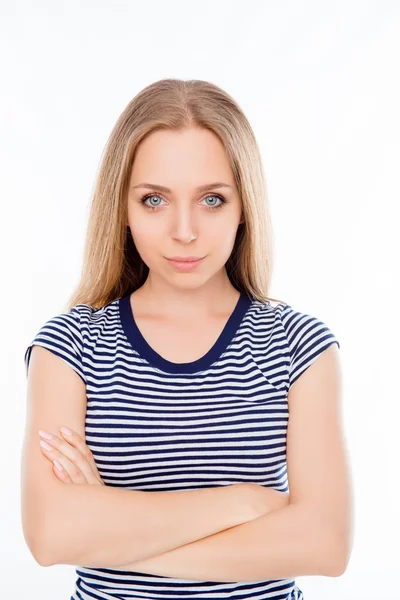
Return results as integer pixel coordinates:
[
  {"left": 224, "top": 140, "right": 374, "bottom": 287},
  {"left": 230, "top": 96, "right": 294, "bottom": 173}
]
[{"left": 2, "top": 0, "right": 399, "bottom": 598}]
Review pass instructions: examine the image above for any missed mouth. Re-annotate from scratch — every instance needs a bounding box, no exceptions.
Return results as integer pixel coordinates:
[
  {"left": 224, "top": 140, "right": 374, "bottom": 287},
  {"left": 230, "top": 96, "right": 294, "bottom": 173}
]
[{"left": 165, "top": 256, "right": 205, "bottom": 270}]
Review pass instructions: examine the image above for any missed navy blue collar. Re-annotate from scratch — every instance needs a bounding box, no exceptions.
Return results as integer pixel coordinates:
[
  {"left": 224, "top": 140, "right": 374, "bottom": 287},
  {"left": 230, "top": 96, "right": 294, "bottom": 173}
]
[{"left": 118, "top": 290, "right": 253, "bottom": 374}]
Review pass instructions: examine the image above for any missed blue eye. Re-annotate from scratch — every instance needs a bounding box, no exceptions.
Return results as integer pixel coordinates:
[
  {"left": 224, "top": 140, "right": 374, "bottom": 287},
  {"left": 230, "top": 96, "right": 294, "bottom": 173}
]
[
  {"left": 140, "top": 193, "right": 227, "bottom": 211},
  {"left": 140, "top": 194, "right": 164, "bottom": 210},
  {"left": 203, "top": 195, "right": 226, "bottom": 210}
]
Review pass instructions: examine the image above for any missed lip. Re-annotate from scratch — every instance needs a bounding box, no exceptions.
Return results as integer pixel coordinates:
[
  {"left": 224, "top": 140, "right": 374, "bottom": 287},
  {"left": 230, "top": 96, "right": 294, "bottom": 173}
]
[
  {"left": 167, "top": 256, "right": 204, "bottom": 262},
  {"left": 166, "top": 256, "right": 205, "bottom": 271}
]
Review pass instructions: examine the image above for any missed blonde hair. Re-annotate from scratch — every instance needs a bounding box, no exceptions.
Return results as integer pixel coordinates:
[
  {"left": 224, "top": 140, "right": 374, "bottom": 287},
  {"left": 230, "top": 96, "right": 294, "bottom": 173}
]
[{"left": 65, "top": 78, "right": 286, "bottom": 312}]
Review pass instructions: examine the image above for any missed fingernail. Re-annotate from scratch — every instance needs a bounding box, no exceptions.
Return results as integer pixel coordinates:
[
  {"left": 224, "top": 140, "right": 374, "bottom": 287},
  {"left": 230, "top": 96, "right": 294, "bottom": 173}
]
[
  {"left": 40, "top": 440, "right": 53, "bottom": 451},
  {"left": 60, "top": 427, "right": 72, "bottom": 435},
  {"left": 53, "top": 459, "right": 63, "bottom": 471},
  {"left": 38, "top": 429, "right": 52, "bottom": 439}
]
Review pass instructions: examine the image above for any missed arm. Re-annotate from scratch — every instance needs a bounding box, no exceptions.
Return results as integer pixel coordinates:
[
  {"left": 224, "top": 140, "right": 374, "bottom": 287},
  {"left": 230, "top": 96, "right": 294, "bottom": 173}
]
[
  {"left": 115, "top": 345, "right": 354, "bottom": 581},
  {"left": 41, "top": 480, "right": 256, "bottom": 568},
  {"left": 116, "top": 501, "right": 337, "bottom": 581},
  {"left": 22, "top": 346, "right": 257, "bottom": 568}
]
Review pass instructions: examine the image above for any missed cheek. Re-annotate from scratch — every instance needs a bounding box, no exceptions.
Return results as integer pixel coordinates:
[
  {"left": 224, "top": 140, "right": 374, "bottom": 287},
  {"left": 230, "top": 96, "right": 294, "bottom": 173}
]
[
  {"left": 130, "top": 226, "right": 159, "bottom": 252},
  {"left": 205, "top": 226, "right": 239, "bottom": 262},
  {"left": 129, "top": 221, "right": 168, "bottom": 268},
  {"left": 219, "top": 235, "right": 238, "bottom": 258},
  {"left": 207, "top": 218, "right": 239, "bottom": 242}
]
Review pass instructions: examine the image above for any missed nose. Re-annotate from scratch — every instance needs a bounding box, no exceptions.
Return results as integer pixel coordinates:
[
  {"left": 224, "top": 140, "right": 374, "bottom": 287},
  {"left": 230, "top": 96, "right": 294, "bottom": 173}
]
[{"left": 170, "top": 206, "right": 198, "bottom": 243}]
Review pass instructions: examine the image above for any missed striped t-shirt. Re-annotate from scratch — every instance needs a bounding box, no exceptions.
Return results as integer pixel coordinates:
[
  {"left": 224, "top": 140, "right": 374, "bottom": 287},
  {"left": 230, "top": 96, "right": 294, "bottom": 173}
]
[{"left": 24, "top": 289, "right": 340, "bottom": 600}]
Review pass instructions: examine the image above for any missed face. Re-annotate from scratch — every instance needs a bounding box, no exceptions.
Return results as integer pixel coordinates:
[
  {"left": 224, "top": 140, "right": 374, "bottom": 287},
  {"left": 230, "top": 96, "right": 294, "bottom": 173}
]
[{"left": 126, "top": 127, "right": 244, "bottom": 291}]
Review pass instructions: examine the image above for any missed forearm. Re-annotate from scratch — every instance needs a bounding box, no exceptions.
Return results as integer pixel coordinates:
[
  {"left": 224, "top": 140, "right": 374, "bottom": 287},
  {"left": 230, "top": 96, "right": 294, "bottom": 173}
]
[
  {"left": 116, "top": 502, "right": 338, "bottom": 581},
  {"left": 40, "top": 482, "right": 255, "bottom": 567}
]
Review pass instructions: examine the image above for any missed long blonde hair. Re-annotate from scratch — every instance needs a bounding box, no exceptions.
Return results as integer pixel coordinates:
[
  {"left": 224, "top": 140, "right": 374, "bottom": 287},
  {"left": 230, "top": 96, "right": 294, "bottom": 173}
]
[{"left": 65, "top": 78, "right": 286, "bottom": 312}]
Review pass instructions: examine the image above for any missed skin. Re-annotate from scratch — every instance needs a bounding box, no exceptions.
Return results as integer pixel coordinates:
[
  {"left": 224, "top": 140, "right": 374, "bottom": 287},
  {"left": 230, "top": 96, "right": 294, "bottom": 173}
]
[
  {"left": 125, "top": 125, "right": 245, "bottom": 320},
  {"left": 38, "top": 427, "right": 104, "bottom": 484}
]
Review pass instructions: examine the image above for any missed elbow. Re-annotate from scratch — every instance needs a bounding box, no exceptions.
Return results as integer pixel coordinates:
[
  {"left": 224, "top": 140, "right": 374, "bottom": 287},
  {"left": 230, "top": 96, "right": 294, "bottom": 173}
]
[
  {"left": 319, "top": 529, "right": 352, "bottom": 577},
  {"left": 331, "top": 538, "right": 352, "bottom": 577},
  {"left": 35, "top": 518, "right": 65, "bottom": 566},
  {"left": 34, "top": 545, "right": 54, "bottom": 568},
  {"left": 22, "top": 509, "right": 62, "bottom": 567},
  {"left": 35, "top": 535, "right": 57, "bottom": 567},
  {"left": 23, "top": 526, "right": 54, "bottom": 567},
  {"left": 298, "top": 501, "right": 354, "bottom": 577},
  {"left": 325, "top": 553, "right": 349, "bottom": 578}
]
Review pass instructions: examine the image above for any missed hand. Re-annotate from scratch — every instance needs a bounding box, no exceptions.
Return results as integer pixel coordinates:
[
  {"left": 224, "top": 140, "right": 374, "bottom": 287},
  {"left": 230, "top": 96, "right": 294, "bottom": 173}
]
[
  {"left": 245, "top": 483, "right": 290, "bottom": 518},
  {"left": 38, "top": 427, "right": 105, "bottom": 485}
]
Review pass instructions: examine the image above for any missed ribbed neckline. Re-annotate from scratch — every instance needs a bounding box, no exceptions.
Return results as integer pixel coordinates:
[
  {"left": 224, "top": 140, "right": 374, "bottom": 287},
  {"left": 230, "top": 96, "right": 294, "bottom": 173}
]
[{"left": 118, "top": 290, "right": 253, "bottom": 374}]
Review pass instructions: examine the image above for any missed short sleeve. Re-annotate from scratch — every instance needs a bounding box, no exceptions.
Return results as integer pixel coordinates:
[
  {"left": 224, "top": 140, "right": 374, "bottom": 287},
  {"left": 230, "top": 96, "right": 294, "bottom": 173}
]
[
  {"left": 24, "top": 306, "right": 86, "bottom": 384},
  {"left": 279, "top": 303, "right": 340, "bottom": 391}
]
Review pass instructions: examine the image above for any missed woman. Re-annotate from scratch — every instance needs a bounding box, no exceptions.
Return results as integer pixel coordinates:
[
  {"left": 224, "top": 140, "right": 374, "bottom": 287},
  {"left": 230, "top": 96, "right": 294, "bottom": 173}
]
[{"left": 22, "top": 78, "right": 352, "bottom": 600}]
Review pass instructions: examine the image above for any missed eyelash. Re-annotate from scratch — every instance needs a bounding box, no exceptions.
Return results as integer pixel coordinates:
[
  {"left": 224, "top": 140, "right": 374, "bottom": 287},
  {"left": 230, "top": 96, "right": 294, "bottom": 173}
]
[{"left": 139, "top": 193, "right": 227, "bottom": 212}]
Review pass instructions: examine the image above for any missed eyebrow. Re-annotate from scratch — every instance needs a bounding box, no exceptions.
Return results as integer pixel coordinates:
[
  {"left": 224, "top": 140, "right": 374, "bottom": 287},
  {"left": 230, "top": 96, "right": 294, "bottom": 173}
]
[{"left": 131, "top": 182, "right": 233, "bottom": 193}]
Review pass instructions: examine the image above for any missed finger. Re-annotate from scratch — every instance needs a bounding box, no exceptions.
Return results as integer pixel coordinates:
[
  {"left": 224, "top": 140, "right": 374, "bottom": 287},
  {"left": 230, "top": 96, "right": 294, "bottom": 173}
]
[
  {"left": 59, "top": 427, "right": 102, "bottom": 478},
  {"left": 52, "top": 459, "right": 73, "bottom": 484},
  {"left": 39, "top": 441, "right": 87, "bottom": 483},
  {"left": 38, "top": 432, "right": 100, "bottom": 484}
]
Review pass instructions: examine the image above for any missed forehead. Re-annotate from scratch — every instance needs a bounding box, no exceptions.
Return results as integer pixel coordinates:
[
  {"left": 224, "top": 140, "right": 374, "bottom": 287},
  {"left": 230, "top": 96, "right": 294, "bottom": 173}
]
[{"left": 130, "top": 128, "right": 235, "bottom": 189}]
